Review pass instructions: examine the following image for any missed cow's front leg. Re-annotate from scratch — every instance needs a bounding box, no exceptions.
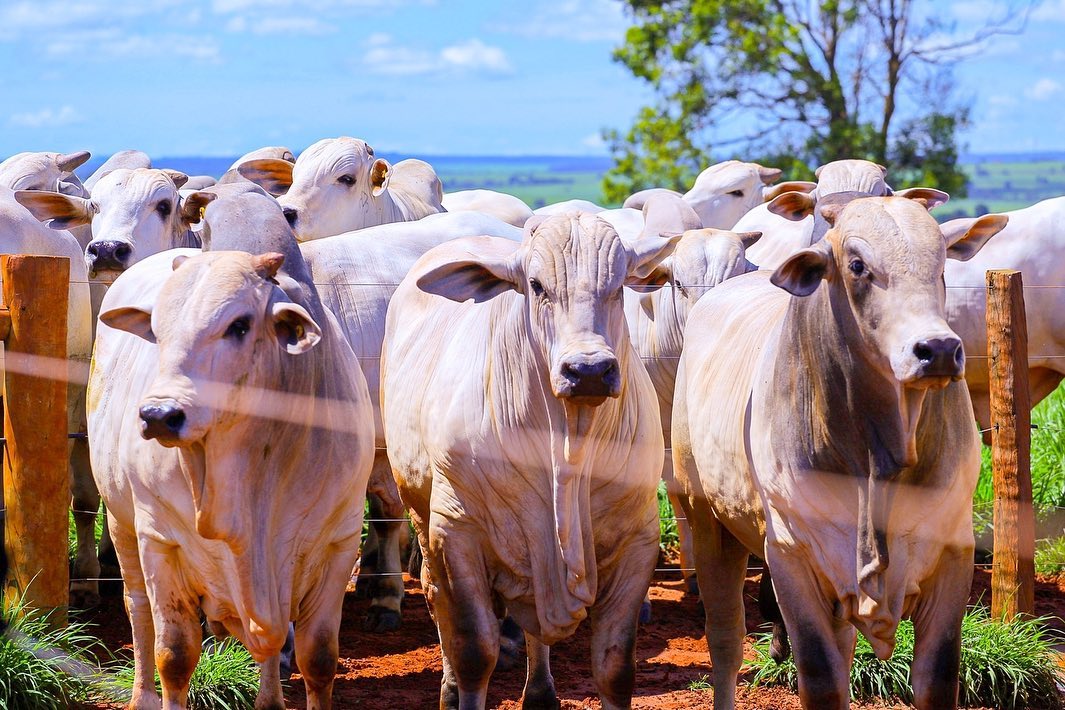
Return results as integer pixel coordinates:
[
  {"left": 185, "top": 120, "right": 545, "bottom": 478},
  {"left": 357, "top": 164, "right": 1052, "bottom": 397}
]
[
  {"left": 521, "top": 633, "right": 558, "bottom": 709},
  {"left": 589, "top": 537, "right": 657, "bottom": 710},
  {"left": 145, "top": 567, "right": 201, "bottom": 709},
  {"left": 910, "top": 546, "right": 971, "bottom": 710},
  {"left": 428, "top": 520, "right": 498, "bottom": 710},
  {"left": 254, "top": 655, "right": 284, "bottom": 710},
  {"left": 111, "top": 524, "right": 159, "bottom": 710},
  {"left": 766, "top": 548, "right": 849, "bottom": 710}
]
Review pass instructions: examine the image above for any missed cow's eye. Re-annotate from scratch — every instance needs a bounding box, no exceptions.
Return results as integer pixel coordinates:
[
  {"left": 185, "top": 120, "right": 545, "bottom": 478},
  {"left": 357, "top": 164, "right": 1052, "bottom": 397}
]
[
  {"left": 156, "top": 200, "right": 172, "bottom": 218},
  {"left": 728, "top": 189, "right": 744, "bottom": 197},
  {"left": 337, "top": 175, "right": 355, "bottom": 186},
  {"left": 529, "top": 278, "right": 545, "bottom": 297},
  {"left": 225, "top": 317, "right": 250, "bottom": 339},
  {"left": 849, "top": 259, "right": 866, "bottom": 276}
]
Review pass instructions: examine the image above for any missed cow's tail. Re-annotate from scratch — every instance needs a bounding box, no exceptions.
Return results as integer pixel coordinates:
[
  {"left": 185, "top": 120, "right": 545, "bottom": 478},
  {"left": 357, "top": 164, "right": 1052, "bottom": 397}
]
[{"left": 758, "top": 564, "right": 791, "bottom": 663}]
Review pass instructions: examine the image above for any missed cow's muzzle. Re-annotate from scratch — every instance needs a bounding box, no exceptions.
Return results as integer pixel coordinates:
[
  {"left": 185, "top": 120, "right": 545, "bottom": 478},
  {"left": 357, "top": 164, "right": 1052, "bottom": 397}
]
[
  {"left": 87, "top": 240, "right": 132, "bottom": 274},
  {"left": 139, "top": 401, "right": 186, "bottom": 444},
  {"left": 556, "top": 353, "right": 621, "bottom": 405},
  {"left": 912, "top": 336, "right": 964, "bottom": 381}
]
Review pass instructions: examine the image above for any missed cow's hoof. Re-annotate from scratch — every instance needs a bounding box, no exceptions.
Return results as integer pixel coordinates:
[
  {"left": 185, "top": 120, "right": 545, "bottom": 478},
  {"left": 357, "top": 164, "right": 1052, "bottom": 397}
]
[
  {"left": 521, "top": 687, "right": 561, "bottom": 710},
  {"left": 685, "top": 576, "right": 700, "bottom": 598},
  {"left": 363, "top": 606, "right": 401, "bottom": 633},
  {"left": 496, "top": 635, "right": 524, "bottom": 672},
  {"left": 638, "top": 600, "right": 653, "bottom": 625},
  {"left": 69, "top": 586, "right": 100, "bottom": 610}
]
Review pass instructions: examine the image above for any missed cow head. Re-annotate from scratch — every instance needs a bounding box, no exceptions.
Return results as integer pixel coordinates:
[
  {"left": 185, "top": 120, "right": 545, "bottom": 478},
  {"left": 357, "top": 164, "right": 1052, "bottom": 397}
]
[
  {"left": 239, "top": 136, "right": 392, "bottom": 240},
  {"left": 683, "top": 160, "right": 792, "bottom": 229},
  {"left": 813, "top": 159, "right": 892, "bottom": 197},
  {"left": 771, "top": 195, "right": 1007, "bottom": 391},
  {"left": 15, "top": 168, "right": 214, "bottom": 279},
  {"left": 100, "top": 252, "right": 321, "bottom": 540},
  {"left": 630, "top": 227, "right": 762, "bottom": 317},
  {"left": 417, "top": 213, "right": 680, "bottom": 406},
  {"left": 0, "top": 150, "right": 90, "bottom": 195}
]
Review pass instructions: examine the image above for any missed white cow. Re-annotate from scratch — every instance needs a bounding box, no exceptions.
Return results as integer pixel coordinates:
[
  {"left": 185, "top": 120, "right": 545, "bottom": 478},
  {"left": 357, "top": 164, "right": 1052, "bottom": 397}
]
[
  {"left": 382, "top": 213, "right": 678, "bottom": 708},
  {"left": 298, "top": 211, "right": 522, "bottom": 631},
  {"left": 532, "top": 198, "right": 605, "bottom": 216},
  {"left": 238, "top": 137, "right": 446, "bottom": 240},
  {"left": 672, "top": 195, "right": 1007, "bottom": 710},
  {"left": 741, "top": 159, "right": 894, "bottom": 269},
  {"left": 92, "top": 244, "right": 374, "bottom": 709},
  {"left": 441, "top": 189, "right": 533, "bottom": 228},
  {"left": 229, "top": 146, "right": 296, "bottom": 172},
  {"left": 0, "top": 189, "right": 96, "bottom": 603},
  {"left": 82, "top": 150, "right": 152, "bottom": 193},
  {"left": 0, "top": 150, "right": 90, "bottom": 194},
  {"left": 943, "top": 196, "right": 1065, "bottom": 432},
  {"left": 624, "top": 160, "right": 816, "bottom": 229}
]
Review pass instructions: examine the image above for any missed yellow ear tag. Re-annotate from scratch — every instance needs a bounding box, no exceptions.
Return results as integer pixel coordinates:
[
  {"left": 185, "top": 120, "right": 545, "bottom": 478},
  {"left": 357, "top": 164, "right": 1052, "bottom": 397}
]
[{"left": 199, "top": 206, "right": 207, "bottom": 221}]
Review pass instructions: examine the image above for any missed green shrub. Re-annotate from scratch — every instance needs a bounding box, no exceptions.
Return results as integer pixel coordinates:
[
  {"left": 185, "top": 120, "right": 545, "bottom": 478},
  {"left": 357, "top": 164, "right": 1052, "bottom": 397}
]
[
  {"left": 111, "top": 637, "right": 261, "bottom": 709},
  {"left": 747, "top": 606, "right": 1064, "bottom": 709},
  {"left": 1035, "top": 536, "right": 1065, "bottom": 576},
  {"left": 0, "top": 596, "right": 105, "bottom": 709},
  {"left": 657, "top": 480, "right": 680, "bottom": 553}
]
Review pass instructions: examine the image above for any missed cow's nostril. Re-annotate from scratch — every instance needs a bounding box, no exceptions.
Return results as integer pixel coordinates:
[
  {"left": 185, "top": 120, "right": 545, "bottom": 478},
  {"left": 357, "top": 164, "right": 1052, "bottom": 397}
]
[
  {"left": 164, "top": 411, "right": 186, "bottom": 432},
  {"left": 914, "top": 343, "right": 934, "bottom": 362},
  {"left": 115, "top": 244, "right": 132, "bottom": 261}
]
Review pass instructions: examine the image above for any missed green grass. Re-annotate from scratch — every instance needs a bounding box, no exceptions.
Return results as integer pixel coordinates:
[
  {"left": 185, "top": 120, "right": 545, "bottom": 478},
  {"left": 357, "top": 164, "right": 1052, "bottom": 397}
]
[
  {"left": 657, "top": 480, "right": 680, "bottom": 552},
  {"left": 0, "top": 595, "right": 106, "bottom": 709},
  {"left": 688, "top": 674, "right": 712, "bottom": 691},
  {"left": 747, "top": 607, "right": 1064, "bottom": 709},
  {"left": 1035, "top": 536, "right": 1065, "bottom": 576},
  {"left": 110, "top": 637, "right": 261, "bottom": 710}
]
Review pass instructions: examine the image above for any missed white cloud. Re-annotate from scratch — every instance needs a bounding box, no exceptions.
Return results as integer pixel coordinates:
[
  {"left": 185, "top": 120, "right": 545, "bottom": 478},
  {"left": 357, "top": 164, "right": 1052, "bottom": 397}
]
[
  {"left": 1031, "top": 0, "right": 1065, "bottom": 22},
  {"left": 581, "top": 132, "right": 607, "bottom": 151},
  {"left": 9, "top": 105, "right": 82, "bottom": 128},
  {"left": 987, "top": 94, "right": 1018, "bottom": 107},
  {"left": 364, "top": 36, "right": 514, "bottom": 77},
  {"left": 248, "top": 17, "right": 334, "bottom": 35},
  {"left": 493, "top": 0, "right": 628, "bottom": 43},
  {"left": 45, "top": 31, "right": 220, "bottom": 62},
  {"left": 1025, "top": 78, "right": 1063, "bottom": 100}
]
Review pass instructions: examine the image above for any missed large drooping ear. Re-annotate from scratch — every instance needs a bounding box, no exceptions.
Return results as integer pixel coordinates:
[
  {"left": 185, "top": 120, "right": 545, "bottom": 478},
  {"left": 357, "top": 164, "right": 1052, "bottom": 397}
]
[
  {"left": 272, "top": 301, "right": 321, "bottom": 355},
  {"left": 180, "top": 191, "right": 217, "bottom": 225},
  {"left": 55, "top": 150, "right": 90, "bottom": 172},
  {"left": 756, "top": 165, "right": 783, "bottom": 185},
  {"left": 628, "top": 231, "right": 684, "bottom": 279},
  {"left": 416, "top": 250, "right": 520, "bottom": 303},
  {"left": 160, "top": 169, "right": 189, "bottom": 189},
  {"left": 238, "top": 159, "right": 295, "bottom": 196},
  {"left": 942, "top": 214, "right": 1009, "bottom": 261},
  {"left": 100, "top": 305, "right": 155, "bottom": 342},
  {"left": 767, "top": 190, "right": 816, "bottom": 221},
  {"left": 894, "top": 187, "right": 950, "bottom": 210},
  {"left": 369, "top": 158, "right": 392, "bottom": 197},
  {"left": 770, "top": 239, "right": 834, "bottom": 297},
  {"left": 13, "top": 190, "right": 94, "bottom": 229},
  {"left": 762, "top": 180, "right": 817, "bottom": 202}
]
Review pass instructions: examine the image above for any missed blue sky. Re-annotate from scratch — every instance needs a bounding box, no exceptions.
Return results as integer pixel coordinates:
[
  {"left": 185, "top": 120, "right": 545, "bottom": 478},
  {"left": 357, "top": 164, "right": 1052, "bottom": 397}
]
[{"left": 1, "top": 0, "right": 1063, "bottom": 159}]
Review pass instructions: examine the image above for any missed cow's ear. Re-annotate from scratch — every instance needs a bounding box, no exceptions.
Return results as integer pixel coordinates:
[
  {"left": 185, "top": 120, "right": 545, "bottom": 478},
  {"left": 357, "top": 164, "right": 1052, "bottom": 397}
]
[
  {"left": 369, "top": 158, "right": 392, "bottom": 197},
  {"left": 272, "top": 302, "right": 321, "bottom": 355},
  {"left": 771, "top": 239, "right": 834, "bottom": 297},
  {"left": 627, "top": 259, "right": 672, "bottom": 292},
  {"left": 763, "top": 180, "right": 817, "bottom": 202},
  {"left": 943, "top": 214, "right": 1008, "bottom": 262},
  {"left": 100, "top": 306, "right": 155, "bottom": 343},
  {"left": 767, "top": 191, "right": 816, "bottom": 221},
  {"left": 628, "top": 231, "right": 683, "bottom": 279},
  {"left": 160, "top": 169, "right": 189, "bottom": 189},
  {"left": 238, "top": 159, "right": 294, "bottom": 197},
  {"left": 13, "top": 190, "right": 94, "bottom": 229},
  {"left": 894, "top": 187, "right": 950, "bottom": 210},
  {"left": 416, "top": 251, "right": 519, "bottom": 303},
  {"left": 180, "top": 191, "right": 217, "bottom": 225},
  {"left": 756, "top": 165, "right": 783, "bottom": 185}
]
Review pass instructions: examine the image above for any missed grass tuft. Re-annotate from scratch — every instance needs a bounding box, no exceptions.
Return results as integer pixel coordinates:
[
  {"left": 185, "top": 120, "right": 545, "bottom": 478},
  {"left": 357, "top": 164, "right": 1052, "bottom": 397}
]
[
  {"left": 688, "top": 674, "right": 712, "bottom": 691},
  {"left": 747, "top": 606, "right": 1064, "bottom": 709},
  {"left": 0, "top": 595, "right": 106, "bottom": 709},
  {"left": 111, "top": 637, "right": 261, "bottom": 709},
  {"left": 657, "top": 480, "right": 680, "bottom": 553}
]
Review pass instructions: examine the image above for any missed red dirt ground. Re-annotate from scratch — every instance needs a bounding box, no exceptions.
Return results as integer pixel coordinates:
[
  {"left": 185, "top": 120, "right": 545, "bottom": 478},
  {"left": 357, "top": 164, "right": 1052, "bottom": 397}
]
[{"left": 82, "top": 566, "right": 1065, "bottom": 709}]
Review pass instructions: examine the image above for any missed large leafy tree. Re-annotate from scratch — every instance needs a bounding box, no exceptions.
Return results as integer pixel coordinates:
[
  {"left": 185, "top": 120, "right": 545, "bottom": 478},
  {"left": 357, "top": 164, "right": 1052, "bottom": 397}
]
[{"left": 604, "top": 0, "right": 1028, "bottom": 202}]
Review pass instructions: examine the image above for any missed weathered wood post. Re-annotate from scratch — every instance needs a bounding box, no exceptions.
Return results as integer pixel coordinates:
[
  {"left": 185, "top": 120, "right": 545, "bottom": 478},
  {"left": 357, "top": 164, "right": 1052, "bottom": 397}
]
[
  {"left": 1, "top": 255, "right": 70, "bottom": 625},
  {"left": 986, "top": 269, "right": 1034, "bottom": 619}
]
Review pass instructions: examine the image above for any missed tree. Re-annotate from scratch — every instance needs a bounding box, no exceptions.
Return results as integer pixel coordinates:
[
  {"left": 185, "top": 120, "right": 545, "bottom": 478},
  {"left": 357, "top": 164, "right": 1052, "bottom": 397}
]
[{"left": 603, "top": 0, "right": 1029, "bottom": 203}]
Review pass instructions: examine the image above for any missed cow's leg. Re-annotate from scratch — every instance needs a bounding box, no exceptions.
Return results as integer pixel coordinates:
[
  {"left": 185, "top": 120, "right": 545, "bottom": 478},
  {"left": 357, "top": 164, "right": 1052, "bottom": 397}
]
[
  {"left": 146, "top": 568, "right": 202, "bottom": 709},
  {"left": 111, "top": 524, "right": 160, "bottom": 710},
  {"left": 359, "top": 454, "right": 407, "bottom": 632},
  {"left": 69, "top": 438, "right": 102, "bottom": 607},
  {"left": 757, "top": 567, "right": 790, "bottom": 662},
  {"left": 521, "top": 633, "right": 558, "bottom": 709},
  {"left": 429, "top": 526, "right": 498, "bottom": 710},
  {"left": 767, "top": 551, "right": 849, "bottom": 710},
  {"left": 688, "top": 514, "right": 748, "bottom": 710},
  {"left": 910, "top": 547, "right": 971, "bottom": 710},
  {"left": 663, "top": 457, "right": 697, "bottom": 596},
  {"left": 255, "top": 656, "right": 284, "bottom": 710},
  {"left": 589, "top": 537, "right": 657, "bottom": 710}
]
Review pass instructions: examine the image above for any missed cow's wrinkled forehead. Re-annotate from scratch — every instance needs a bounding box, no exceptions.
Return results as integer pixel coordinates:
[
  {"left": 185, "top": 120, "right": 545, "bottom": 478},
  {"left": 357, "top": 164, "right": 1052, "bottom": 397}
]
[
  {"left": 155, "top": 253, "right": 270, "bottom": 332},
  {"left": 816, "top": 160, "right": 890, "bottom": 196},
  {"left": 692, "top": 160, "right": 757, "bottom": 189},
  {"left": 525, "top": 214, "right": 627, "bottom": 291},
  {"left": 93, "top": 168, "right": 178, "bottom": 203},
  {"left": 833, "top": 197, "right": 945, "bottom": 279},
  {"left": 295, "top": 138, "right": 373, "bottom": 180}
]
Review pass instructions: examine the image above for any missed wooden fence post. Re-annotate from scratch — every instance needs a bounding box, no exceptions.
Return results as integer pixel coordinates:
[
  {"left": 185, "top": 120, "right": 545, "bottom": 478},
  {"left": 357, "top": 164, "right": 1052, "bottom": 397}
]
[
  {"left": 986, "top": 269, "right": 1035, "bottom": 619},
  {"left": 1, "top": 255, "right": 70, "bottom": 625}
]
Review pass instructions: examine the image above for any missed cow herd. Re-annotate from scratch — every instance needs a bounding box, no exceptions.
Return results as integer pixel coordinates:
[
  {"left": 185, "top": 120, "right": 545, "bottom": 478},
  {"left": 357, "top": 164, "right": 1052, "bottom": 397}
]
[{"left": 1, "top": 138, "right": 1063, "bottom": 709}]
